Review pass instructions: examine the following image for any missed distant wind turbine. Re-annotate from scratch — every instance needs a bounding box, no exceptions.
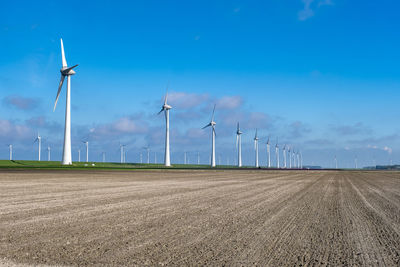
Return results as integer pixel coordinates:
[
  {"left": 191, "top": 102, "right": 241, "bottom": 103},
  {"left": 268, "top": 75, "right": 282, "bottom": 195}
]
[
  {"left": 334, "top": 155, "right": 338, "bottom": 169},
  {"left": 202, "top": 104, "right": 216, "bottom": 167},
  {"left": 83, "top": 141, "right": 89, "bottom": 162},
  {"left": 120, "top": 144, "right": 126, "bottom": 163},
  {"left": 53, "top": 38, "right": 78, "bottom": 165},
  {"left": 236, "top": 122, "right": 243, "bottom": 167},
  {"left": 78, "top": 149, "right": 81, "bottom": 162},
  {"left": 47, "top": 146, "right": 51, "bottom": 161},
  {"left": 283, "top": 144, "right": 287, "bottom": 168},
  {"left": 288, "top": 146, "right": 292, "bottom": 168},
  {"left": 102, "top": 152, "right": 106, "bottom": 163},
  {"left": 197, "top": 151, "right": 200, "bottom": 165},
  {"left": 254, "top": 129, "right": 259, "bottom": 168},
  {"left": 275, "top": 139, "right": 279, "bottom": 168},
  {"left": 34, "top": 133, "right": 42, "bottom": 161},
  {"left": 143, "top": 147, "right": 150, "bottom": 164},
  {"left": 266, "top": 137, "right": 271, "bottom": 168},
  {"left": 158, "top": 88, "right": 172, "bottom": 166},
  {"left": 297, "top": 152, "right": 300, "bottom": 168},
  {"left": 8, "top": 144, "right": 12, "bottom": 161},
  {"left": 355, "top": 155, "right": 358, "bottom": 169}
]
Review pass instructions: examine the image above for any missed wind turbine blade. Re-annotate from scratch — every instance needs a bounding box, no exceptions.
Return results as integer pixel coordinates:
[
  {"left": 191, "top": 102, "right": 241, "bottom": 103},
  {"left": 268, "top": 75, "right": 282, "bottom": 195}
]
[
  {"left": 211, "top": 104, "right": 216, "bottom": 121},
  {"left": 65, "top": 64, "right": 78, "bottom": 71},
  {"left": 60, "top": 38, "right": 67, "bottom": 68},
  {"left": 53, "top": 75, "right": 65, "bottom": 111},
  {"left": 157, "top": 108, "right": 164, "bottom": 115},
  {"left": 202, "top": 123, "right": 211, "bottom": 129}
]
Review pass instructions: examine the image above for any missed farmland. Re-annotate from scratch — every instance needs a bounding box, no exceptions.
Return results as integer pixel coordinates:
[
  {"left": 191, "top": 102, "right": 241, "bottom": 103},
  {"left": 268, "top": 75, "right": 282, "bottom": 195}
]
[{"left": 0, "top": 169, "right": 399, "bottom": 266}]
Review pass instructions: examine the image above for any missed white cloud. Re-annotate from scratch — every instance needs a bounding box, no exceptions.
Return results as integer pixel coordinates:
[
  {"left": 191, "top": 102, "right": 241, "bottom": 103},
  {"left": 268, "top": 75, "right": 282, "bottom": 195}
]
[
  {"left": 216, "top": 96, "right": 243, "bottom": 110},
  {"left": 168, "top": 92, "right": 209, "bottom": 109},
  {"left": 384, "top": 146, "right": 393, "bottom": 154},
  {"left": 298, "top": 0, "right": 315, "bottom": 21}
]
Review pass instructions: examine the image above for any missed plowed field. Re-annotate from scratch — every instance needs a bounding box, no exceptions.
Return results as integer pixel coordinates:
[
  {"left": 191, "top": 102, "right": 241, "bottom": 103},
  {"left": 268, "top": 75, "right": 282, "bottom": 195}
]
[{"left": 1, "top": 170, "right": 399, "bottom": 266}]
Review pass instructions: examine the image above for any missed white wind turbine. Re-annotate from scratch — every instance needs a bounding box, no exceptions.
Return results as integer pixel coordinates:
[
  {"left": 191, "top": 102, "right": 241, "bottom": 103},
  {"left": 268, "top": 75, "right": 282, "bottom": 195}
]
[
  {"left": 266, "top": 137, "right": 271, "bottom": 168},
  {"left": 236, "top": 122, "right": 243, "bottom": 167},
  {"left": 82, "top": 141, "right": 89, "bottom": 162},
  {"left": 158, "top": 89, "right": 172, "bottom": 166},
  {"left": 202, "top": 104, "right": 216, "bottom": 167},
  {"left": 53, "top": 39, "right": 78, "bottom": 165},
  {"left": 120, "top": 144, "right": 126, "bottom": 163},
  {"left": 254, "top": 129, "right": 259, "bottom": 168},
  {"left": 34, "top": 133, "right": 42, "bottom": 161},
  {"left": 293, "top": 149, "right": 297, "bottom": 168},
  {"left": 78, "top": 149, "right": 81, "bottom": 162},
  {"left": 297, "top": 151, "right": 300, "bottom": 168},
  {"left": 288, "top": 146, "right": 292, "bottom": 168},
  {"left": 283, "top": 144, "right": 287, "bottom": 168},
  {"left": 8, "top": 144, "right": 12, "bottom": 160},
  {"left": 143, "top": 147, "right": 150, "bottom": 164},
  {"left": 275, "top": 139, "right": 279, "bottom": 168},
  {"left": 334, "top": 155, "right": 338, "bottom": 169},
  {"left": 47, "top": 146, "right": 51, "bottom": 161}
]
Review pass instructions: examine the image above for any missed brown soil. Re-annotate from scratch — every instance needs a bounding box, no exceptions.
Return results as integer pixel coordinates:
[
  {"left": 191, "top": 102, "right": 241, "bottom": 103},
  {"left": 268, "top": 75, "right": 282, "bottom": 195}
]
[{"left": 0, "top": 170, "right": 399, "bottom": 266}]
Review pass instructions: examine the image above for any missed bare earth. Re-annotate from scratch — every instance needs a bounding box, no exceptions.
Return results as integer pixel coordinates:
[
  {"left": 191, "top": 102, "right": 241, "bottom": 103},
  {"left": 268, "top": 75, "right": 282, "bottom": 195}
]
[{"left": 0, "top": 169, "right": 400, "bottom": 266}]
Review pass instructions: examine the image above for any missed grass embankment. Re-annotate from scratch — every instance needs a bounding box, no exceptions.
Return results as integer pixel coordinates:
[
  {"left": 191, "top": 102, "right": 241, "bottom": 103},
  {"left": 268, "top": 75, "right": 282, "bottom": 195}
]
[{"left": 0, "top": 160, "right": 240, "bottom": 170}]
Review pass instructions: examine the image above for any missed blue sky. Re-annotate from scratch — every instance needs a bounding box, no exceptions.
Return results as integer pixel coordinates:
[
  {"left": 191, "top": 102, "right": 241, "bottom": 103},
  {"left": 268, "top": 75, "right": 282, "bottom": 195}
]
[{"left": 1, "top": 0, "right": 400, "bottom": 167}]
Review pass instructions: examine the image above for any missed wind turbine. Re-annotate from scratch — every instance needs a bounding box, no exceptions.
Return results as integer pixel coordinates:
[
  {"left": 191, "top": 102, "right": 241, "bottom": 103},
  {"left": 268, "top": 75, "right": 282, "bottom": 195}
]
[
  {"left": 202, "top": 104, "right": 216, "bottom": 167},
  {"left": 266, "top": 137, "right": 271, "bottom": 168},
  {"left": 292, "top": 149, "right": 296, "bottom": 168},
  {"left": 78, "top": 149, "right": 81, "bottom": 162},
  {"left": 82, "top": 141, "right": 89, "bottom": 162},
  {"left": 288, "top": 146, "right": 292, "bottom": 168},
  {"left": 197, "top": 151, "right": 200, "bottom": 165},
  {"left": 143, "top": 147, "right": 150, "bottom": 164},
  {"left": 47, "top": 146, "right": 51, "bottom": 161},
  {"left": 236, "top": 122, "right": 243, "bottom": 167},
  {"left": 184, "top": 151, "right": 187, "bottom": 164},
  {"left": 102, "top": 152, "right": 106, "bottom": 163},
  {"left": 297, "top": 151, "right": 300, "bottom": 168},
  {"left": 53, "top": 38, "right": 78, "bottom": 165},
  {"left": 140, "top": 152, "right": 143, "bottom": 164},
  {"left": 355, "top": 155, "right": 358, "bottom": 169},
  {"left": 120, "top": 144, "right": 126, "bottom": 163},
  {"left": 254, "top": 129, "right": 259, "bottom": 168},
  {"left": 275, "top": 139, "right": 279, "bottom": 168},
  {"left": 283, "top": 144, "right": 287, "bottom": 168},
  {"left": 34, "top": 133, "right": 42, "bottom": 161},
  {"left": 334, "top": 155, "right": 338, "bottom": 169},
  {"left": 8, "top": 144, "right": 12, "bottom": 160},
  {"left": 158, "top": 89, "right": 172, "bottom": 166}
]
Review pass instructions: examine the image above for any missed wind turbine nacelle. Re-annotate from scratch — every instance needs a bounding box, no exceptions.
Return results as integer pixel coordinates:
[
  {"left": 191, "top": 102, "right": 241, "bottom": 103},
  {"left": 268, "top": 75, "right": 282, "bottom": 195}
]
[
  {"left": 61, "top": 68, "right": 76, "bottom": 76},
  {"left": 163, "top": 104, "right": 172, "bottom": 110}
]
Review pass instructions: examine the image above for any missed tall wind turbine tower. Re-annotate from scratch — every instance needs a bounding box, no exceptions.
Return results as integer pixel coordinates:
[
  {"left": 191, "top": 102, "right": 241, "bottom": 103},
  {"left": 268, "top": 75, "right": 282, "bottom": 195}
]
[
  {"left": 158, "top": 90, "right": 172, "bottom": 166},
  {"left": 288, "top": 146, "right": 292, "bottom": 168},
  {"left": 236, "top": 122, "right": 243, "bottom": 167},
  {"left": 53, "top": 39, "right": 78, "bottom": 165},
  {"left": 297, "top": 152, "right": 300, "bottom": 168},
  {"left": 292, "top": 149, "right": 296, "bottom": 168},
  {"left": 120, "top": 144, "right": 125, "bottom": 163},
  {"left": 143, "top": 147, "right": 150, "bottom": 164},
  {"left": 254, "top": 129, "right": 259, "bottom": 168},
  {"left": 197, "top": 151, "right": 200, "bottom": 165},
  {"left": 266, "top": 137, "right": 271, "bottom": 168},
  {"left": 202, "top": 104, "right": 216, "bottom": 167},
  {"left": 34, "top": 133, "right": 42, "bottom": 161},
  {"left": 8, "top": 144, "right": 12, "bottom": 160},
  {"left": 355, "top": 155, "right": 358, "bottom": 169},
  {"left": 334, "top": 155, "right": 338, "bottom": 169},
  {"left": 78, "top": 149, "right": 81, "bottom": 162},
  {"left": 275, "top": 139, "right": 279, "bottom": 168},
  {"left": 47, "top": 146, "right": 51, "bottom": 161},
  {"left": 283, "top": 145, "right": 287, "bottom": 168},
  {"left": 83, "top": 141, "right": 89, "bottom": 162}
]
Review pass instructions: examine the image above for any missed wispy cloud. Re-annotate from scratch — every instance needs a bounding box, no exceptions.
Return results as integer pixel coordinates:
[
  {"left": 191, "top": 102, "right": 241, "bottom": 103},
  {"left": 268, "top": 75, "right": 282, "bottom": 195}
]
[
  {"left": 298, "top": 0, "right": 334, "bottom": 21},
  {"left": 3, "top": 95, "right": 40, "bottom": 111},
  {"left": 331, "top": 122, "right": 372, "bottom": 136}
]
